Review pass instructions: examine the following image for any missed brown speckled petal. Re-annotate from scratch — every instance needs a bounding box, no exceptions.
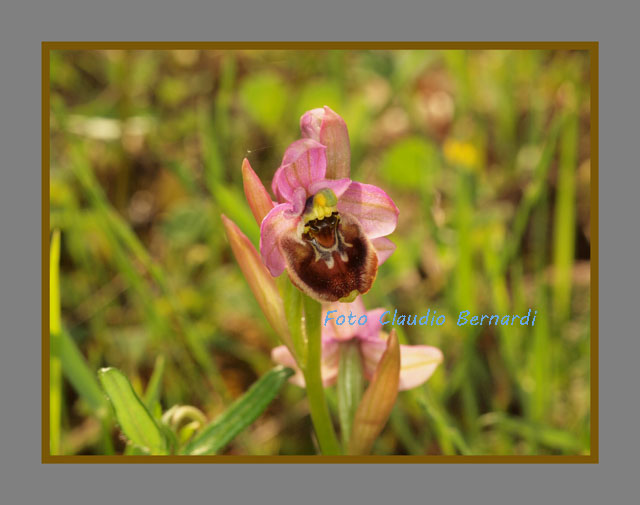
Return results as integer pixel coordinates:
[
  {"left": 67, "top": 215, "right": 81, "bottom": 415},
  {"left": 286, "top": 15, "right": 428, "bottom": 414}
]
[{"left": 280, "top": 213, "right": 378, "bottom": 302}]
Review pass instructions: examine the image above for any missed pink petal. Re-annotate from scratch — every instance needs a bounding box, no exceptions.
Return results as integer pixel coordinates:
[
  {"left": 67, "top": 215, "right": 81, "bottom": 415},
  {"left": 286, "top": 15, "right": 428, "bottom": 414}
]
[
  {"left": 271, "top": 139, "right": 327, "bottom": 202},
  {"left": 337, "top": 182, "right": 399, "bottom": 239},
  {"left": 360, "top": 339, "right": 443, "bottom": 391},
  {"left": 396, "top": 345, "right": 443, "bottom": 391},
  {"left": 360, "top": 338, "right": 387, "bottom": 380},
  {"left": 361, "top": 308, "right": 386, "bottom": 339},
  {"left": 271, "top": 341, "right": 340, "bottom": 388},
  {"left": 288, "top": 187, "right": 308, "bottom": 216},
  {"left": 348, "top": 295, "right": 368, "bottom": 315},
  {"left": 370, "top": 237, "right": 396, "bottom": 265},
  {"left": 309, "top": 178, "right": 352, "bottom": 200},
  {"left": 301, "top": 106, "right": 351, "bottom": 180},
  {"left": 259, "top": 203, "right": 297, "bottom": 277},
  {"left": 321, "top": 299, "right": 389, "bottom": 342}
]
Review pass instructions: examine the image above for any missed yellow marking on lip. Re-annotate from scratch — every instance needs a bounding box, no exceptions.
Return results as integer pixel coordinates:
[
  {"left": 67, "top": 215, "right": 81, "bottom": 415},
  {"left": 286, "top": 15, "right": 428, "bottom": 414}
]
[
  {"left": 302, "top": 188, "right": 339, "bottom": 225},
  {"left": 303, "top": 205, "right": 337, "bottom": 223}
]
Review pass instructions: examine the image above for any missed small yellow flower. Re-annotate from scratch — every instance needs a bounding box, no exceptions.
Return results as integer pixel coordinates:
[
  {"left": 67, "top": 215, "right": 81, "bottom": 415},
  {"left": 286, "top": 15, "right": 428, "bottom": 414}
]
[{"left": 443, "top": 138, "right": 479, "bottom": 170}]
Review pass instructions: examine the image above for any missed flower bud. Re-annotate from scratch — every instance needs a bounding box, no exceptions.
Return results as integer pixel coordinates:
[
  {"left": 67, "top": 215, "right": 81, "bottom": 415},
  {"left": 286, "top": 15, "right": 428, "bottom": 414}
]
[
  {"left": 300, "top": 108, "right": 325, "bottom": 138},
  {"left": 348, "top": 329, "right": 400, "bottom": 455},
  {"left": 300, "top": 106, "right": 351, "bottom": 179},
  {"left": 242, "top": 158, "right": 274, "bottom": 225},
  {"left": 221, "top": 215, "right": 291, "bottom": 348}
]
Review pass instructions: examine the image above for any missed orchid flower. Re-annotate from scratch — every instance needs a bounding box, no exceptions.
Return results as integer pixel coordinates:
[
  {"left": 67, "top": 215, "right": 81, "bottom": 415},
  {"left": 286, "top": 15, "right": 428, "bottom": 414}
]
[
  {"left": 259, "top": 106, "right": 399, "bottom": 303},
  {"left": 236, "top": 108, "right": 408, "bottom": 454},
  {"left": 271, "top": 297, "right": 443, "bottom": 391}
]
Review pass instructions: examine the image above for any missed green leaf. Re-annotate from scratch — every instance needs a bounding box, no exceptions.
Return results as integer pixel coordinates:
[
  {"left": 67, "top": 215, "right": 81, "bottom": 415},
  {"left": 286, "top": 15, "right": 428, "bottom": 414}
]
[
  {"left": 181, "top": 366, "right": 294, "bottom": 455},
  {"left": 98, "top": 367, "right": 168, "bottom": 455}
]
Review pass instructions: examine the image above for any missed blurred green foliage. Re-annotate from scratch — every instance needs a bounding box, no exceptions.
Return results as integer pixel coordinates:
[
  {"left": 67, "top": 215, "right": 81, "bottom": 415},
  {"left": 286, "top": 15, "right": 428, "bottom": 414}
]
[{"left": 49, "top": 49, "right": 591, "bottom": 456}]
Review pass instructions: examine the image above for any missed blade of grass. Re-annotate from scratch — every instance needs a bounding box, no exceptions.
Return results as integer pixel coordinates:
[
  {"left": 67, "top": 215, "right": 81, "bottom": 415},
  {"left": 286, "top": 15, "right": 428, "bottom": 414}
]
[
  {"left": 50, "top": 230, "right": 115, "bottom": 453},
  {"left": 181, "top": 366, "right": 294, "bottom": 455},
  {"left": 553, "top": 106, "right": 579, "bottom": 322},
  {"left": 49, "top": 230, "right": 62, "bottom": 455},
  {"left": 528, "top": 182, "right": 552, "bottom": 426},
  {"left": 67, "top": 141, "right": 229, "bottom": 402},
  {"left": 59, "top": 329, "right": 109, "bottom": 415},
  {"left": 143, "top": 355, "right": 166, "bottom": 412},
  {"left": 416, "top": 389, "right": 471, "bottom": 455},
  {"left": 483, "top": 229, "right": 519, "bottom": 372},
  {"left": 481, "top": 413, "right": 583, "bottom": 453},
  {"left": 501, "top": 115, "right": 563, "bottom": 269},
  {"left": 453, "top": 169, "right": 480, "bottom": 438},
  {"left": 389, "top": 406, "right": 425, "bottom": 455},
  {"left": 50, "top": 229, "right": 114, "bottom": 453}
]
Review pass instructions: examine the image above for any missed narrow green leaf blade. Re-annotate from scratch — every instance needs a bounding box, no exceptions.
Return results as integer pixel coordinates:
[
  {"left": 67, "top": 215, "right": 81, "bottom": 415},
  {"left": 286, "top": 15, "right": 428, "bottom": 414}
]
[
  {"left": 60, "top": 329, "right": 108, "bottom": 414},
  {"left": 181, "top": 366, "right": 293, "bottom": 455},
  {"left": 143, "top": 355, "right": 166, "bottom": 412},
  {"left": 98, "top": 367, "right": 168, "bottom": 455},
  {"left": 49, "top": 229, "right": 62, "bottom": 454},
  {"left": 49, "top": 229, "right": 61, "bottom": 335}
]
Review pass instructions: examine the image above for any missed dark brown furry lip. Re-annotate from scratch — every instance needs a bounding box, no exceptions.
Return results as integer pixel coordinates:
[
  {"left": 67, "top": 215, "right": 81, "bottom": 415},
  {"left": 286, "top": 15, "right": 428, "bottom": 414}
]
[{"left": 280, "top": 213, "right": 378, "bottom": 302}]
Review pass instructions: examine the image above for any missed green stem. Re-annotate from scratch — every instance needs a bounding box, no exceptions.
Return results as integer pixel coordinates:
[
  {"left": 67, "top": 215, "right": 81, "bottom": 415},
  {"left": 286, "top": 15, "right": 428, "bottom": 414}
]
[
  {"left": 337, "top": 341, "right": 363, "bottom": 449},
  {"left": 278, "top": 276, "right": 307, "bottom": 367},
  {"left": 302, "top": 295, "right": 342, "bottom": 455}
]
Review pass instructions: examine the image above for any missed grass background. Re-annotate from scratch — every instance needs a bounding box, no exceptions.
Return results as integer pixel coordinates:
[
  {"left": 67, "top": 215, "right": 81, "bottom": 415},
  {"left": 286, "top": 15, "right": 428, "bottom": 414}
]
[{"left": 49, "top": 48, "right": 591, "bottom": 456}]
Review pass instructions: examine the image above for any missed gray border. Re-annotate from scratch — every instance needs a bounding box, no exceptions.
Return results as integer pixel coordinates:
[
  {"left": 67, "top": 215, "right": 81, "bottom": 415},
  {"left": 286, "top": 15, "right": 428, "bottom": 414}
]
[{"left": 2, "top": 1, "right": 639, "bottom": 504}]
